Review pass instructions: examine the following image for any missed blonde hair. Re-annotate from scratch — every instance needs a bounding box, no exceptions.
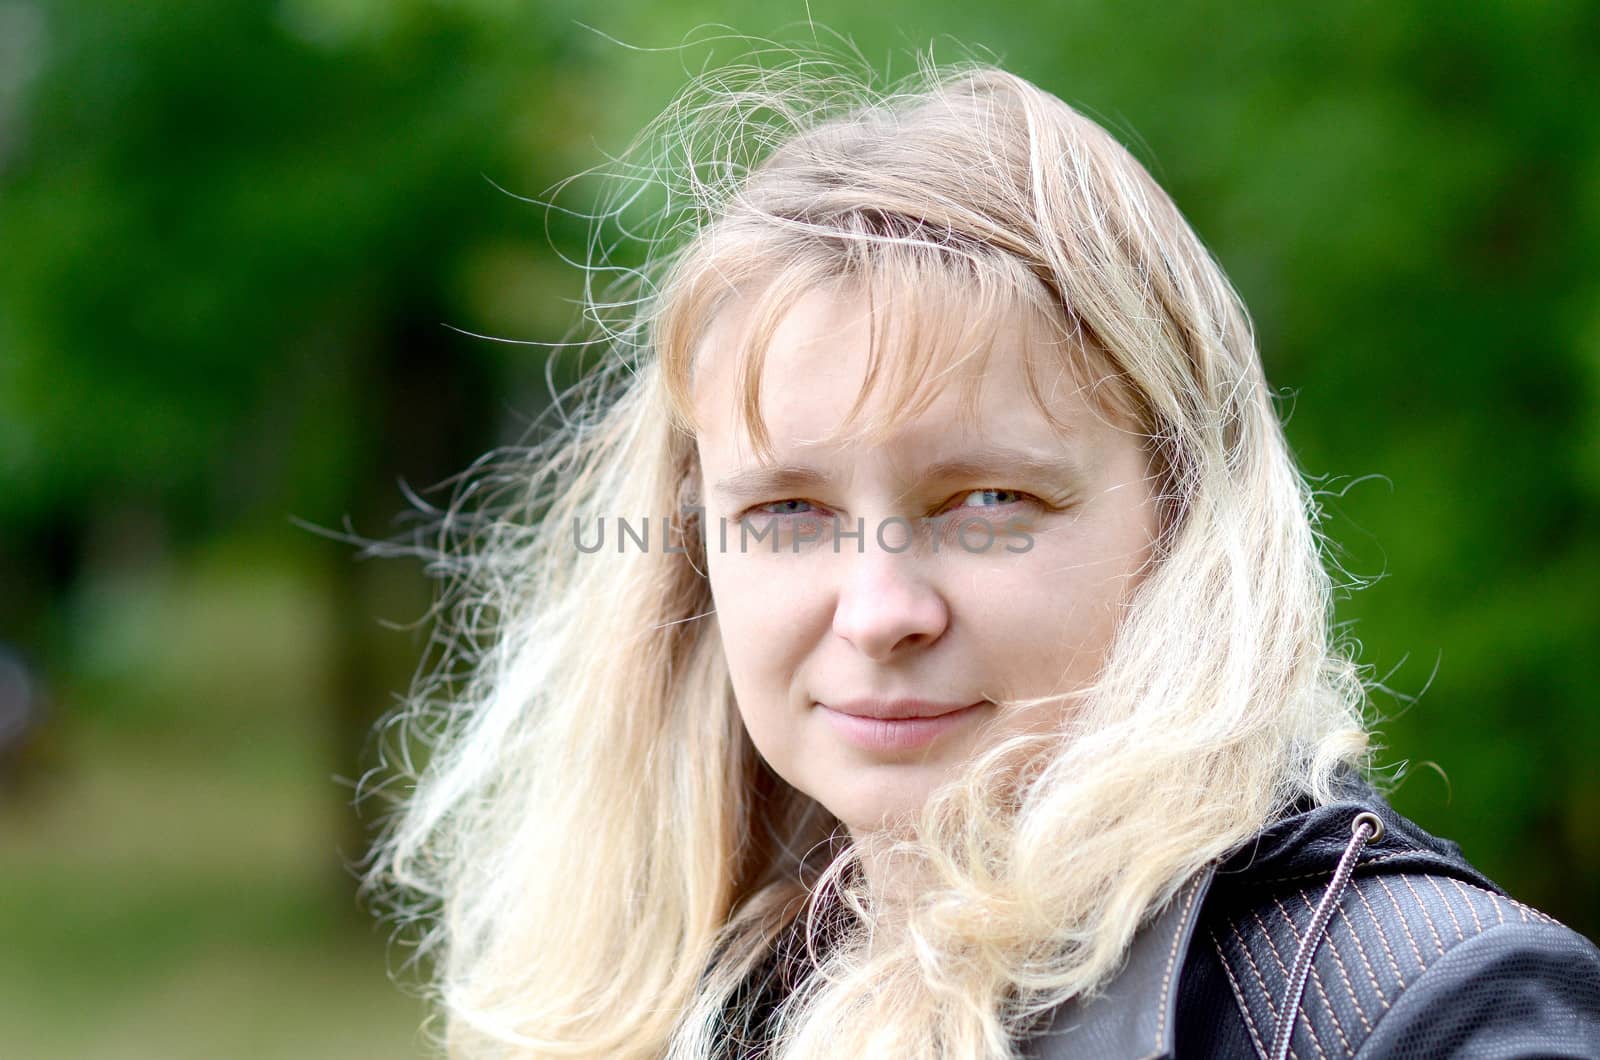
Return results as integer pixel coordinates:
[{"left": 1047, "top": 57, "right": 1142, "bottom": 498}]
[{"left": 365, "top": 48, "right": 1372, "bottom": 1059}]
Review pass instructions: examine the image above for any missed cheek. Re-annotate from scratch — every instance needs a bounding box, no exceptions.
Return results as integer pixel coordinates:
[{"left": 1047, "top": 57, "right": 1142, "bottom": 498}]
[
  {"left": 705, "top": 554, "right": 810, "bottom": 697},
  {"left": 706, "top": 560, "right": 812, "bottom": 782},
  {"left": 706, "top": 559, "right": 757, "bottom": 672},
  {"left": 980, "top": 534, "right": 1148, "bottom": 688}
]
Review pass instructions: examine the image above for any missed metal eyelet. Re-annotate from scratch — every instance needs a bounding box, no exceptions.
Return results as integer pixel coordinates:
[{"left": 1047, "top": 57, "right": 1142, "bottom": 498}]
[{"left": 1351, "top": 811, "right": 1385, "bottom": 844}]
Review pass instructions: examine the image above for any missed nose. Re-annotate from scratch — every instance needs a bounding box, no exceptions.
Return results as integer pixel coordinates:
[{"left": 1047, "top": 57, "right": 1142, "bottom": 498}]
[{"left": 831, "top": 549, "right": 950, "bottom": 661}]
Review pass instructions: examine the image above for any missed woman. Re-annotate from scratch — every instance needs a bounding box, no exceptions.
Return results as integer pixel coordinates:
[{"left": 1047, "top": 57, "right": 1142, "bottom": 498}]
[{"left": 365, "top": 54, "right": 1600, "bottom": 1058}]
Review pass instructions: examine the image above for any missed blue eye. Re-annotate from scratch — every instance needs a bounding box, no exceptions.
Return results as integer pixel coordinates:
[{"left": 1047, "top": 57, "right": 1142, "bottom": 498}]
[
  {"left": 955, "top": 489, "right": 1028, "bottom": 509},
  {"left": 755, "top": 499, "right": 816, "bottom": 516}
]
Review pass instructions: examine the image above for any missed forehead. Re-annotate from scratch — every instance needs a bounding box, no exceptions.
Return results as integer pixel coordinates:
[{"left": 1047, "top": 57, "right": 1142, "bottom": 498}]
[
  {"left": 685, "top": 272, "right": 1109, "bottom": 463},
  {"left": 703, "top": 288, "right": 1035, "bottom": 448}
]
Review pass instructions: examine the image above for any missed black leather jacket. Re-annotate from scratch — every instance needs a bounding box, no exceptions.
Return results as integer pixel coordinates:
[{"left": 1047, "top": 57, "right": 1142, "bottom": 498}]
[{"left": 1023, "top": 771, "right": 1600, "bottom": 1058}]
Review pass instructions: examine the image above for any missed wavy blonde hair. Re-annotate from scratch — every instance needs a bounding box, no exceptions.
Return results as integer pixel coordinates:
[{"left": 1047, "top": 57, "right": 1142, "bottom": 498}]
[{"left": 365, "top": 48, "right": 1372, "bottom": 1059}]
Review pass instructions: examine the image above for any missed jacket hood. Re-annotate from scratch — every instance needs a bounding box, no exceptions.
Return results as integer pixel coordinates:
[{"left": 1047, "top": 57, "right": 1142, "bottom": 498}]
[{"left": 1215, "top": 766, "right": 1502, "bottom": 895}]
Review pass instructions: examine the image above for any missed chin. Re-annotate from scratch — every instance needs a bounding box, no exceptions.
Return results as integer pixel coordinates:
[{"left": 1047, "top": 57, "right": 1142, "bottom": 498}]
[{"left": 827, "top": 781, "right": 940, "bottom": 838}]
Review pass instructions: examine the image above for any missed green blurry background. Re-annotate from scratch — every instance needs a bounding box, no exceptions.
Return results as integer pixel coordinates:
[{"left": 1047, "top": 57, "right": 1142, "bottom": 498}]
[{"left": 2, "top": 2, "right": 1596, "bottom": 1056}]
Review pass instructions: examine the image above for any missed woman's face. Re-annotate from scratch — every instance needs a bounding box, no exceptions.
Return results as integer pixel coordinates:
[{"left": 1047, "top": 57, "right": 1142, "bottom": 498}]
[{"left": 693, "top": 286, "right": 1160, "bottom": 837}]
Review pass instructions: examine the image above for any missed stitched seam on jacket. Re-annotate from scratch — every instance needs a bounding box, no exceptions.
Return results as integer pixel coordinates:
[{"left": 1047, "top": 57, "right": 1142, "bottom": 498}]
[
  {"left": 1444, "top": 877, "right": 1486, "bottom": 935},
  {"left": 1442, "top": 878, "right": 1552, "bottom": 930},
  {"left": 1243, "top": 851, "right": 1421, "bottom": 887},
  {"left": 1398, "top": 875, "right": 1447, "bottom": 956},
  {"left": 1502, "top": 892, "right": 1557, "bottom": 925},
  {"left": 1298, "top": 890, "right": 1374, "bottom": 1035},
  {"left": 1273, "top": 894, "right": 1353, "bottom": 1056},
  {"left": 1247, "top": 907, "right": 1322, "bottom": 1057},
  {"left": 1247, "top": 909, "right": 1289, "bottom": 1005},
  {"left": 1324, "top": 897, "right": 1389, "bottom": 1013},
  {"left": 1153, "top": 875, "right": 1204, "bottom": 1050},
  {"left": 1347, "top": 883, "right": 1408, "bottom": 992},
  {"left": 1211, "top": 930, "right": 1273, "bottom": 1060},
  {"left": 1373, "top": 876, "right": 1429, "bottom": 971},
  {"left": 1229, "top": 917, "right": 1282, "bottom": 1023},
  {"left": 1424, "top": 875, "right": 1466, "bottom": 943},
  {"left": 1459, "top": 879, "right": 1509, "bottom": 926}
]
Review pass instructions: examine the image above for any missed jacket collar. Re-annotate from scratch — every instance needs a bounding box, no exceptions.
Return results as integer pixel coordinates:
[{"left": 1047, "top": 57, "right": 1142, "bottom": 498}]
[{"left": 1021, "top": 862, "right": 1216, "bottom": 1060}]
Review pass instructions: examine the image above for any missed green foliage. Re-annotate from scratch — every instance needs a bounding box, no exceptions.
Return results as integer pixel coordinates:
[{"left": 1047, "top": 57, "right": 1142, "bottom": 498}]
[{"left": 0, "top": 0, "right": 588, "bottom": 527}]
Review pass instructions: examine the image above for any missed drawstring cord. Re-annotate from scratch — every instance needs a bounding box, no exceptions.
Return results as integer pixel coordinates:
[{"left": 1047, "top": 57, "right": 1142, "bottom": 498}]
[{"left": 1269, "top": 811, "right": 1385, "bottom": 1060}]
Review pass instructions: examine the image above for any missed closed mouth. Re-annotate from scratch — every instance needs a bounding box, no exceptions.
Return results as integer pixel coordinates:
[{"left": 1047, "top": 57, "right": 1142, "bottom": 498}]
[{"left": 820, "top": 698, "right": 985, "bottom": 720}]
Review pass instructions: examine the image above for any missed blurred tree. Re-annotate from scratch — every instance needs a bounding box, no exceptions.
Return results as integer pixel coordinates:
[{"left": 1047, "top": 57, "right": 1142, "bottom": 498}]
[{"left": 0, "top": 0, "right": 598, "bottom": 867}]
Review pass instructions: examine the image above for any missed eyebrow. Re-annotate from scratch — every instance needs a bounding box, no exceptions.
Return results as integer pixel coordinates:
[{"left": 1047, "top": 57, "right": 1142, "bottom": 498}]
[
  {"left": 713, "top": 464, "right": 832, "bottom": 504},
  {"left": 711, "top": 443, "right": 1086, "bottom": 503}
]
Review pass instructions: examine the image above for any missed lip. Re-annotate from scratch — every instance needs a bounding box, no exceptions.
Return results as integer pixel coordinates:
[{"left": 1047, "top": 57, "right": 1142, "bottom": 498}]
[{"left": 816, "top": 699, "right": 987, "bottom": 753}]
